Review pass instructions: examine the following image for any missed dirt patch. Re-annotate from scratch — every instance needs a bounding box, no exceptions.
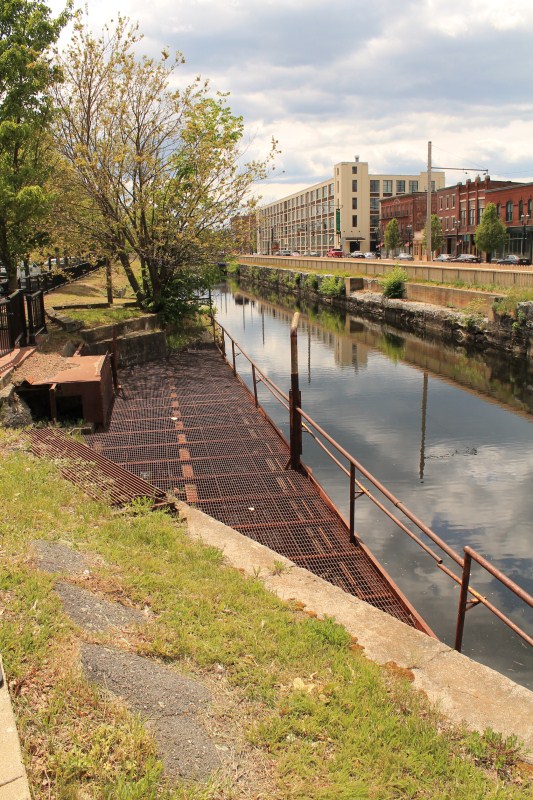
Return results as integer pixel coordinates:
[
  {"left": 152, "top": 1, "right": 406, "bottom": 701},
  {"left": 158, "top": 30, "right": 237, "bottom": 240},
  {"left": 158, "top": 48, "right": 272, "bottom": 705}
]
[{"left": 80, "top": 643, "right": 221, "bottom": 782}]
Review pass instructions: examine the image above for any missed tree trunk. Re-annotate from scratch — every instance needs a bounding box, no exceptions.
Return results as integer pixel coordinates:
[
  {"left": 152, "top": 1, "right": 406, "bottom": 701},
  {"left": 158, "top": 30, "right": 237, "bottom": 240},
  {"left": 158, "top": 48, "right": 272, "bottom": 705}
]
[{"left": 117, "top": 252, "right": 145, "bottom": 305}]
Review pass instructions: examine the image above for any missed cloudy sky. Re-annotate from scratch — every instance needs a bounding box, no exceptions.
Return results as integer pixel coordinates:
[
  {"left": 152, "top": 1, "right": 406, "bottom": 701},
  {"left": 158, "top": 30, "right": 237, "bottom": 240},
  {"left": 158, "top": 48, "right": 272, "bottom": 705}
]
[{"left": 47, "top": 0, "right": 533, "bottom": 203}]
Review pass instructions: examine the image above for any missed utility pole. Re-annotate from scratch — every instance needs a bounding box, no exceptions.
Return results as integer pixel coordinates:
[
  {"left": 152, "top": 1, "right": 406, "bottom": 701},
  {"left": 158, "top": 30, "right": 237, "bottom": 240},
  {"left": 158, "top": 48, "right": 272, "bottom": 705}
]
[{"left": 426, "top": 141, "right": 432, "bottom": 262}]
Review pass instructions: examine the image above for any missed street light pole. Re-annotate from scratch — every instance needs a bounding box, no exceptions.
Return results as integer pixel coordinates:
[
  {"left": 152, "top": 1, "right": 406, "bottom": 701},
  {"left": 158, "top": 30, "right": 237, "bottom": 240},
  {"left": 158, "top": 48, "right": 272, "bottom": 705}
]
[
  {"left": 406, "top": 224, "right": 412, "bottom": 255},
  {"left": 455, "top": 220, "right": 461, "bottom": 257},
  {"left": 521, "top": 214, "right": 530, "bottom": 258}
]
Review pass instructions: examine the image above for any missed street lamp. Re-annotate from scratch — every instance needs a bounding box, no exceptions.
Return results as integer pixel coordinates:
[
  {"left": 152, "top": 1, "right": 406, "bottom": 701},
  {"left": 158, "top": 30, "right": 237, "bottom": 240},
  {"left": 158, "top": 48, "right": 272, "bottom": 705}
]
[
  {"left": 454, "top": 220, "right": 461, "bottom": 257},
  {"left": 406, "top": 224, "right": 412, "bottom": 255},
  {"left": 521, "top": 214, "right": 530, "bottom": 258}
]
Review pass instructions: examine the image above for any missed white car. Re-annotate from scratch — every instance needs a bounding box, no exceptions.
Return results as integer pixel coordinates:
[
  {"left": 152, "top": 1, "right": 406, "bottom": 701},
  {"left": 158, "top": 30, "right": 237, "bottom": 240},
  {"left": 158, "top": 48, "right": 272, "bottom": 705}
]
[{"left": 397, "top": 252, "right": 414, "bottom": 261}]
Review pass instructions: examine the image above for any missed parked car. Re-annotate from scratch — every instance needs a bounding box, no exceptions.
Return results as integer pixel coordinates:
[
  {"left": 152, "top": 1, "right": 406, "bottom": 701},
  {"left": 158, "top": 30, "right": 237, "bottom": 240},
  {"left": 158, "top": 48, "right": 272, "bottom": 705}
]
[
  {"left": 397, "top": 252, "right": 413, "bottom": 261},
  {"left": 451, "top": 254, "right": 481, "bottom": 263},
  {"left": 327, "top": 248, "right": 344, "bottom": 258},
  {"left": 348, "top": 251, "right": 365, "bottom": 259},
  {"left": 364, "top": 252, "right": 379, "bottom": 259},
  {"left": 495, "top": 254, "right": 532, "bottom": 266},
  {"left": 0, "top": 265, "right": 7, "bottom": 295},
  {"left": 278, "top": 250, "right": 292, "bottom": 256},
  {"left": 309, "top": 251, "right": 319, "bottom": 257},
  {"left": 291, "top": 251, "right": 300, "bottom": 256},
  {"left": 434, "top": 254, "right": 453, "bottom": 262}
]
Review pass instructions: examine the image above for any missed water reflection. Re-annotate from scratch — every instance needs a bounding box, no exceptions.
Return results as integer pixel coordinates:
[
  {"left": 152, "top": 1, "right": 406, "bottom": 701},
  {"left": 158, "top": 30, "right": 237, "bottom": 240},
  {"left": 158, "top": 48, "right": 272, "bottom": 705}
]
[{"left": 214, "top": 280, "right": 533, "bottom": 689}]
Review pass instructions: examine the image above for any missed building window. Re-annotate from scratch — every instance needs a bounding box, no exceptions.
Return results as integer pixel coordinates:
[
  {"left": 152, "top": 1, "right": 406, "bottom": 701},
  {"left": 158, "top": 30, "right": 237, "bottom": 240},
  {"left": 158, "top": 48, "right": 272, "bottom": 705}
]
[
  {"left": 322, "top": 186, "right": 327, "bottom": 198},
  {"left": 409, "top": 180, "right": 418, "bottom": 193},
  {"left": 469, "top": 206, "right": 475, "bottom": 225},
  {"left": 383, "top": 179, "right": 392, "bottom": 193},
  {"left": 370, "top": 179, "right": 380, "bottom": 194},
  {"left": 452, "top": 195, "right": 456, "bottom": 208},
  {"left": 445, "top": 217, "right": 449, "bottom": 230},
  {"left": 506, "top": 201, "right": 513, "bottom": 222},
  {"left": 529, "top": 199, "right": 532, "bottom": 217},
  {"left": 519, "top": 200, "right": 524, "bottom": 219},
  {"left": 352, "top": 180, "right": 358, "bottom": 192},
  {"left": 445, "top": 195, "right": 449, "bottom": 209},
  {"left": 352, "top": 166, "right": 357, "bottom": 174},
  {"left": 370, "top": 198, "right": 380, "bottom": 210},
  {"left": 396, "top": 180, "right": 405, "bottom": 193},
  {"left": 352, "top": 197, "right": 357, "bottom": 209},
  {"left": 352, "top": 215, "right": 358, "bottom": 227},
  {"left": 328, "top": 183, "right": 333, "bottom": 195},
  {"left": 439, "top": 196, "right": 443, "bottom": 210},
  {"left": 496, "top": 203, "right": 501, "bottom": 218}
]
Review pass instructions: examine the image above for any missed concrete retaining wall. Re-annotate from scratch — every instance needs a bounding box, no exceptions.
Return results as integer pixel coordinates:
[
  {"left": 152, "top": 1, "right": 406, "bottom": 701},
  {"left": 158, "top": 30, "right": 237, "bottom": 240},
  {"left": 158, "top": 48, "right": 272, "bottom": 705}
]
[{"left": 238, "top": 254, "right": 533, "bottom": 289}]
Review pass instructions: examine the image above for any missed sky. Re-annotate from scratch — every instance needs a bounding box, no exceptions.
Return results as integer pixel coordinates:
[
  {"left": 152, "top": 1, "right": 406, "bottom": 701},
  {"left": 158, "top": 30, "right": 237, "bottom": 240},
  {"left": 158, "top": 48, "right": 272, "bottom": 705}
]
[{"left": 46, "top": 0, "right": 533, "bottom": 204}]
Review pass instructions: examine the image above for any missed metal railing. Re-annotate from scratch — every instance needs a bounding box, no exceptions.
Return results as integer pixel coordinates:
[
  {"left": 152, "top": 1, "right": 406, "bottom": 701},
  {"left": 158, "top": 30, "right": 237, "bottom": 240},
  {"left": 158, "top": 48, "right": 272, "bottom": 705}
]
[{"left": 211, "top": 315, "right": 532, "bottom": 654}]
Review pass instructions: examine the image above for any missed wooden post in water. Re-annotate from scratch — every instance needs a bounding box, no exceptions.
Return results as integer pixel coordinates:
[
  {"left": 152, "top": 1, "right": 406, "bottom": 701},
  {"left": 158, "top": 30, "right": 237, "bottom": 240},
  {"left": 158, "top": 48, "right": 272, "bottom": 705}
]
[{"left": 289, "top": 312, "right": 302, "bottom": 470}]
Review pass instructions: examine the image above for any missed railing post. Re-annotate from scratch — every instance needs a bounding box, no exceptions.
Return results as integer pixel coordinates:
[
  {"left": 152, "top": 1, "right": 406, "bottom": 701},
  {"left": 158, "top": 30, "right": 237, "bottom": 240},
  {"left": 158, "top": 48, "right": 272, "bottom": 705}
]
[
  {"left": 252, "top": 364, "right": 259, "bottom": 407},
  {"left": 231, "top": 340, "right": 237, "bottom": 375},
  {"left": 289, "top": 312, "right": 302, "bottom": 470},
  {"left": 454, "top": 549, "right": 471, "bottom": 652},
  {"left": 349, "top": 462, "right": 356, "bottom": 543}
]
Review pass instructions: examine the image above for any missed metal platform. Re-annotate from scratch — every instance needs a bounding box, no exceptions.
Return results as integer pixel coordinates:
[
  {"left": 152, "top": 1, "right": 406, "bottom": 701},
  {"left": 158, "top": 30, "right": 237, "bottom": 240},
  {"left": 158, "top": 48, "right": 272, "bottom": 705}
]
[{"left": 83, "top": 345, "right": 430, "bottom": 632}]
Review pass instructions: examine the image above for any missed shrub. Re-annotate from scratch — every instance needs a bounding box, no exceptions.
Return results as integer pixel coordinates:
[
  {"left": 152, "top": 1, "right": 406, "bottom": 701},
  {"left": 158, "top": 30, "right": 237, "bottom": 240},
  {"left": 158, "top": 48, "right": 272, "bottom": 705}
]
[
  {"left": 319, "top": 275, "right": 346, "bottom": 298},
  {"left": 303, "top": 273, "right": 319, "bottom": 291},
  {"left": 381, "top": 266, "right": 408, "bottom": 299}
]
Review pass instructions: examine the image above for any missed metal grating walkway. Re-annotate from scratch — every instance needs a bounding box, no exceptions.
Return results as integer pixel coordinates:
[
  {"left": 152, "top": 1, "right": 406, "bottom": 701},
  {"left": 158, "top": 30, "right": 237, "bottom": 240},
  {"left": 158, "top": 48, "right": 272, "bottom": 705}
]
[{"left": 85, "top": 345, "right": 425, "bottom": 630}]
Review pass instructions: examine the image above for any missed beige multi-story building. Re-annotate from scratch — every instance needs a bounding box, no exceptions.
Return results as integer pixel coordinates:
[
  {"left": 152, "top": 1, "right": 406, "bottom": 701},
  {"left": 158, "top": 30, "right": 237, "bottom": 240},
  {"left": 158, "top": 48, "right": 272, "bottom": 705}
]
[{"left": 257, "top": 158, "right": 445, "bottom": 256}]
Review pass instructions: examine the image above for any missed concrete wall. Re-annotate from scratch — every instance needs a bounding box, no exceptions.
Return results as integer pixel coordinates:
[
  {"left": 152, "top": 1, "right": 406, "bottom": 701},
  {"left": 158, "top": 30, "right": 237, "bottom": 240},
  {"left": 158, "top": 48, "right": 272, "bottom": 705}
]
[{"left": 238, "top": 254, "right": 533, "bottom": 289}]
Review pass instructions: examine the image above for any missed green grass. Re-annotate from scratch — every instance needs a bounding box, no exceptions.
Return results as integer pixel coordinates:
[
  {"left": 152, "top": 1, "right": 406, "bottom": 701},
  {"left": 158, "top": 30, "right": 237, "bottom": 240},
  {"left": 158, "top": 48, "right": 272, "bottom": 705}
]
[
  {"left": 64, "top": 306, "right": 147, "bottom": 327},
  {"left": 1, "top": 430, "right": 532, "bottom": 799}
]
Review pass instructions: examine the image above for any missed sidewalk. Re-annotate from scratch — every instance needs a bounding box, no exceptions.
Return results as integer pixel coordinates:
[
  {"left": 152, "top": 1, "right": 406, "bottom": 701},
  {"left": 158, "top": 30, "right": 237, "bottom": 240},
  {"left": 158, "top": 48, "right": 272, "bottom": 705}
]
[{"left": 0, "top": 658, "right": 30, "bottom": 800}]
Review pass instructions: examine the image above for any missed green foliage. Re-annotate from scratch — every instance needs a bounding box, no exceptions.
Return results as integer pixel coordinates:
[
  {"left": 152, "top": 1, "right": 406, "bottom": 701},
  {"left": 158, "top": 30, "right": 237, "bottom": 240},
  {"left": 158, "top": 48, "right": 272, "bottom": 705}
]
[
  {"left": 282, "top": 270, "right": 300, "bottom": 290},
  {"left": 384, "top": 217, "right": 402, "bottom": 254},
  {"left": 55, "top": 15, "right": 278, "bottom": 308},
  {"left": 303, "top": 273, "right": 320, "bottom": 291},
  {"left": 475, "top": 203, "right": 508, "bottom": 256},
  {"left": 319, "top": 274, "right": 345, "bottom": 298},
  {"left": 422, "top": 214, "right": 444, "bottom": 253},
  {"left": 465, "top": 729, "right": 522, "bottom": 779},
  {"left": 159, "top": 263, "right": 219, "bottom": 323},
  {"left": 381, "top": 266, "right": 408, "bottom": 298},
  {"left": 0, "top": 0, "right": 71, "bottom": 288},
  {"left": 492, "top": 290, "right": 533, "bottom": 318}
]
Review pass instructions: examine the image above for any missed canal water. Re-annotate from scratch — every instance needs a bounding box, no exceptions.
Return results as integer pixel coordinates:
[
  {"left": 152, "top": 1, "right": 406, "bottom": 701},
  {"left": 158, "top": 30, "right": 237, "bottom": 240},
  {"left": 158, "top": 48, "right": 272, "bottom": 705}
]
[{"left": 214, "top": 280, "right": 533, "bottom": 690}]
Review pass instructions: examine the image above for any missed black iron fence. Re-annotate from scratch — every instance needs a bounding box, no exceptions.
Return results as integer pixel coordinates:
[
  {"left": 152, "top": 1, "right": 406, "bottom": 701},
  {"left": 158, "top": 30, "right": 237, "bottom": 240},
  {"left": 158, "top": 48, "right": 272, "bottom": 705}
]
[{"left": 0, "top": 261, "right": 101, "bottom": 359}]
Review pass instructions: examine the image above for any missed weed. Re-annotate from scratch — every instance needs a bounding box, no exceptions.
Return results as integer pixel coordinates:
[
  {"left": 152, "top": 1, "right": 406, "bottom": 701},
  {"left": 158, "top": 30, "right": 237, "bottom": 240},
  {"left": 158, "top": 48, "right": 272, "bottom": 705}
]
[
  {"left": 271, "top": 559, "right": 290, "bottom": 575},
  {"left": 319, "top": 275, "right": 345, "bottom": 298},
  {"left": 381, "top": 266, "right": 408, "bottom": 298},
  {"left": 466, "top": 728, "right": 522, "bottom": 778}
]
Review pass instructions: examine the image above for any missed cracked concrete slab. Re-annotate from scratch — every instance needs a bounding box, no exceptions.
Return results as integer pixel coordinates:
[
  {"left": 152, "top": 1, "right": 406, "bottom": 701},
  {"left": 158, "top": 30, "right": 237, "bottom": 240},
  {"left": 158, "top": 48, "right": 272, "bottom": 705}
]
[
  {"left": 80, "top": 643, "right": 220, "bottom": 781},
  {"left": 55, "top": 582, "right": 148, "bottom": 633}
]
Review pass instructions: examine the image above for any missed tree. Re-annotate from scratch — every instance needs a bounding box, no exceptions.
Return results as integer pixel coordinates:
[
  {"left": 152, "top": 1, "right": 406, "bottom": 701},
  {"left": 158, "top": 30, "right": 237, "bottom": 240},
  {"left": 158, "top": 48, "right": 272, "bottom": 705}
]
[
  {"left": 422, "top": 214, "right": 444, "bottom": 254},
  {"left": 474, "top": 202, "right": 508, "bottom": 258},
  {"left": 384, "top": 218, "right": 402, "bottom": 255},
  {"left": 0, "top": 0, "right": 71, "bottom": 291},
  {"left": 54, "top": 16, "right": 277, "bottom": 311}
]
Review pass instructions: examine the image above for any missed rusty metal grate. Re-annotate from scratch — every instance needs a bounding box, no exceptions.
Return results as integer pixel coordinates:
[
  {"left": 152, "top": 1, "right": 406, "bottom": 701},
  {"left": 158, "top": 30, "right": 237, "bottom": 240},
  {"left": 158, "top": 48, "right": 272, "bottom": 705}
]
[
  {"left": 27, "top": 427, "right": 171, "bottom": 509},
  {"left": 85, "top": 346, "right": 423, "bottom": 629}
]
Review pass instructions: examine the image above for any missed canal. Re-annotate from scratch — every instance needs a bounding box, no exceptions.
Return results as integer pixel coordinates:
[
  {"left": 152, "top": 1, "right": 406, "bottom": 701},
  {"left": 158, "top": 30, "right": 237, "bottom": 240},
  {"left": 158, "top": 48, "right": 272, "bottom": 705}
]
[{"left": 214, "top": 280, "right": 533, "bottom": 690}]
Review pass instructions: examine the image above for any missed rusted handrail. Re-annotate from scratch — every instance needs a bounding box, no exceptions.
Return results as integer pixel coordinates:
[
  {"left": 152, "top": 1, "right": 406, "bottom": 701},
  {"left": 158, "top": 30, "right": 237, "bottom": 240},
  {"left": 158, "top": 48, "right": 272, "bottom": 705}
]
[
  {"left": 212, "top": 317, "right": 531, "bottom": 650},
  {"left": 455, "top": 547, "right": 533, "bottom": 652}
]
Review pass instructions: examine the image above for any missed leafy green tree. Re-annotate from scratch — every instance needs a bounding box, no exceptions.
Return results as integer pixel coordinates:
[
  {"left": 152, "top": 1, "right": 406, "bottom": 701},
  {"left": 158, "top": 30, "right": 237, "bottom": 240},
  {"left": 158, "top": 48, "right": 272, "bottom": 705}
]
[
  {"left": 474, "top": 202, "right": 508, "bottom": 258},
  {"left": 0, "top": 0, "right": 71, "bottom": 291},
  {"left": 54, "top": 16, "right": 277, "bottom": 312},
  {"left": 384, "top": 218, "right": 402, "bottom": 255},
  {"left": 422, "top": 214, "right": 444, "bottom": 254}
]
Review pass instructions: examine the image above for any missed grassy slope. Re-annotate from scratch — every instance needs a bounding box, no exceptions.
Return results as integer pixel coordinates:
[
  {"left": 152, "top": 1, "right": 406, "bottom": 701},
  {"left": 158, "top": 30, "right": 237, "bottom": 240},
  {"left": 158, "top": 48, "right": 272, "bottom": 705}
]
[{"left": 1, "top": 429, "right": 532, "bottom": 799}]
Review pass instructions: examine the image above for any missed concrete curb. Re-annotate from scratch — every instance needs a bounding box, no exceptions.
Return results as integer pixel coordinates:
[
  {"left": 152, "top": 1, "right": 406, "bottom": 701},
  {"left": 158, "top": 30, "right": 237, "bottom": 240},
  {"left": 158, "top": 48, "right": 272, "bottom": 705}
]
[
  {"left": 0, "top": 657, "right": 30, "bottom": 800},
  {"left": 177, "top": 501, "right": 533, "bottom": 761}
]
